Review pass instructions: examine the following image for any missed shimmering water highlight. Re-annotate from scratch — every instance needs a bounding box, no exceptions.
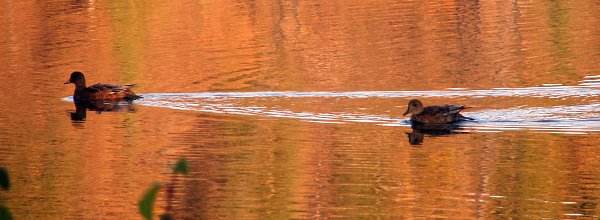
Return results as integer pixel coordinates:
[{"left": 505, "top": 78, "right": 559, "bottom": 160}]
[{"left": 125, "top": 79, "right": 600, "bottom": 133}]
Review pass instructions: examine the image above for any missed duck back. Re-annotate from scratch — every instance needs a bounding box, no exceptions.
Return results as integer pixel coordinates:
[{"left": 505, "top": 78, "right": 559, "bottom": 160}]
[
  {"left": 75, "top": 83, "right": 141, "bottom": 101},
  {"left": 411, "top": 105, "right": 469, "bottom": 124}
]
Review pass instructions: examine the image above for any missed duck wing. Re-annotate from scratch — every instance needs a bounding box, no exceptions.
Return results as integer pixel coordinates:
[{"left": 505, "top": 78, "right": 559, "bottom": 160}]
[
  {"left": 89, "top": 83, "right": 136, "bottom": 94},
  {"left": 422, "top": 105, "right": 471, "bottom": 118},
  {"left": 439, "top": 105, "right": 475, "bottom": 121},
  {"left": 413, "top": 104, "right": 473, "bottom": 124},
  {"left": 442, "top": 104, "right": 468, "bottom": 114},
  {"left": 421, "top": 105, "right": 463, "bottom": 116}
]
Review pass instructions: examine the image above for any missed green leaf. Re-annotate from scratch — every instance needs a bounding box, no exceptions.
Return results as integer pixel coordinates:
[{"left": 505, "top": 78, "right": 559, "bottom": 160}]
[
  {"left": 0, "top": 168, "right": 9, "bottom": 190},
  {"left": 139, "top": 183, "right": 161, "bottom": 220},
  {"left": 0, "top": 205, "right": 12, "bottom": 220},
  {"left": 173, "top": 158, "right": 188, "bottom": 175}
]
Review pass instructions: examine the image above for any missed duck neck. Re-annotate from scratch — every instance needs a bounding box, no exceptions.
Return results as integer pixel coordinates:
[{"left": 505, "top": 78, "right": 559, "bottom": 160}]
[
  {"left": 73, "top": 79, "right": 86, "bottom": 93},
  {"left": 413, "top": 107, "right": 424, "bottom": 115}
]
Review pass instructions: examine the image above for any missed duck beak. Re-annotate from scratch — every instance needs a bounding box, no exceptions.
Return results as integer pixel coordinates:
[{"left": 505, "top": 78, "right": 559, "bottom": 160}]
[
  {"left": 403, "top": 109, "right": 410, "bottom": 116},
  {"left": 64, "top": 79, "right": 71, "bottom": 84}
]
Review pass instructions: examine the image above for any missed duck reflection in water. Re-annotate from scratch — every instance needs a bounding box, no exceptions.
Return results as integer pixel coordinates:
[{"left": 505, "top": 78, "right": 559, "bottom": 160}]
[
  {"left": 406, "top": 123, "right": 463, "bottom": 145},
  {"left": 69, "top": 100, "right": 136, "bottom": 121}
]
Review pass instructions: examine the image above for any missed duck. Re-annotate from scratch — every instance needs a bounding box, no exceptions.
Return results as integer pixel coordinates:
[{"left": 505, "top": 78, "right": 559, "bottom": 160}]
[
  {"left": 403, "top": 99, "right": 473, "bottom": 124},
  {"left": 65, "top": 71, "right": 142, "bottom": 101}
]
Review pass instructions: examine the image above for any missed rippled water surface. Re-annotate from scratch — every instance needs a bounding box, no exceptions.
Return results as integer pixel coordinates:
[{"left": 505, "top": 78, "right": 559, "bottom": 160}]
[{"left": 2, "top": 0, "right": 600, "bottom": 219}]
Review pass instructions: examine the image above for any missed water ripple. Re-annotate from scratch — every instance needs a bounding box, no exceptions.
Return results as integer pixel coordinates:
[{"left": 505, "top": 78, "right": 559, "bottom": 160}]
[
  {"left": 134, "top": 79, "right": 600, "bottom": 133},
  {"left": 136, "top": 98, "right": 600, "bottom": 133},
  {"left": 141, "top": 78, "right": 599, "bottom": 99},
  {"left": 64, "top": 78, "right": 600, "bottom": 133}
]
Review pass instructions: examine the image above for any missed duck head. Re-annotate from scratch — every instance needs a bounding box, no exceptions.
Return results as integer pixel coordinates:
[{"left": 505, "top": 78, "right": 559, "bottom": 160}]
[
  {"left": 403, "top": 99, "right": 424, "bottom": 116},
  {"left": 65, "top": 71, "right": 86, "bottom": 89}
]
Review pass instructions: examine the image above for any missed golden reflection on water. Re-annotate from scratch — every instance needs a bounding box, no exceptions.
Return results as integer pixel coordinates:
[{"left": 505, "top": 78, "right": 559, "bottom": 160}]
[{"left": 0, "top": 0, "right": 600, "bottom": 219}]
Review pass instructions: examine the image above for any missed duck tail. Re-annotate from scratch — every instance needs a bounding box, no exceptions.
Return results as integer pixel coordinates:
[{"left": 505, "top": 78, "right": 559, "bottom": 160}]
[
  {"left": 461, "top": 115, "right": 476, "bottom": 121},
  {"left": 125, "top": 93, "right": 143, "bottom": 100}
]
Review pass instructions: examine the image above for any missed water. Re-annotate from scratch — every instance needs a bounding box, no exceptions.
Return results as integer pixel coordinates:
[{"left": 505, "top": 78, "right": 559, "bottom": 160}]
[
  {"left": 134, "top": 76, "right": 600, "bottom": 132},
  {"left": 1, "top": 0, "right": 600, "bottom": 219}
]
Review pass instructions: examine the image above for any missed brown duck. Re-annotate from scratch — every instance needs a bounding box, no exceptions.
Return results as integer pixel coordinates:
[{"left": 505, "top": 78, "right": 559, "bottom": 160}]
[
  {"left": 65, "top": 71, "right": 142, "bottom": 101},
  {"left": 403, "top": 99, "right": 473, "bottom": 124}
]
